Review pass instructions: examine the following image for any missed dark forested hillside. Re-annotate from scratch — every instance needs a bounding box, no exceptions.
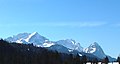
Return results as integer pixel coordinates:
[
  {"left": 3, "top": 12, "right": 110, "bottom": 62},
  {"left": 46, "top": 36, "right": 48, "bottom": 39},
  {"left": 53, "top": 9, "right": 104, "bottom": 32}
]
[{"left": 0, "top": 39, "right": 108, "bottom": 64}]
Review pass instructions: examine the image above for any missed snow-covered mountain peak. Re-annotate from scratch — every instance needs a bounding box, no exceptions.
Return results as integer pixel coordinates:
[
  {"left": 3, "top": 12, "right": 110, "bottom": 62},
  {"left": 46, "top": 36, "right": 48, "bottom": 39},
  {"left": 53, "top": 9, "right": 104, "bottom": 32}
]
[
  {"left": 24, "top": 32, "right": 49, "bottom": 45},
  {"left": 59, "top": 39, "right": 76, "bottom": 44},
  {"left": 84, "top": 42, "right": 106, "bottom": 59},
  {"left": 88, "top": 42, "right": 100, "bottom": 50},
  {"left": 25, "top": 32, "right": 41, "bottom": 42},
  {"left": 6, "top": 33, "right": 30, "bottom": 42},
  {"left": 90, "top": 42, "right": 99, "bottom": 47},
  {"left": 6, "top": 32, "right": 49, "bottom": 45},
  {"left": 63, "top": 39, "right": 75, "bottom": 43},
  {"left": 56, "top": 39, "right": 83, "bottom": 52},
  {"left": 31, "top": 32, "right": 38, "bottom": 36}
]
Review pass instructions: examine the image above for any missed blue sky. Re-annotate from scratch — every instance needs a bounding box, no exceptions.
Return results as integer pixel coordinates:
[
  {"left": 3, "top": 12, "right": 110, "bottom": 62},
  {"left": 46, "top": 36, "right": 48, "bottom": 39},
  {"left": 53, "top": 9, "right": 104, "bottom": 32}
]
[{"left": 0, "top": 0, "right": 120, "bottom": 58}]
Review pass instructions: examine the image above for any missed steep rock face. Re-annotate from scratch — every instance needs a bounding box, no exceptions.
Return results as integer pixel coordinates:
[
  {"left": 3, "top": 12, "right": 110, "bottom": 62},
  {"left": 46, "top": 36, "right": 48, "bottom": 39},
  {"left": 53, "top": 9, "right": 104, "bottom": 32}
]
[
  {"left": 84, "top": 42, "right": 106, "bottom": 59},
  {"left": 25, "top": 32, "right": 48, "bottom": 45},
  {"left": 6, "top": 33, "right": 30, "bottom": 42},
  {"left": 6, "top": 32, "right": 49, "bottom": 45},
  {"left": 56, "top": 39, "right": 83, "bottom": 52},
  {"left": 84, "top": 42, "right": 116, "bottom": 61},
  {"left": 74, "top": 43, "right": 83, "bottom": 52}
]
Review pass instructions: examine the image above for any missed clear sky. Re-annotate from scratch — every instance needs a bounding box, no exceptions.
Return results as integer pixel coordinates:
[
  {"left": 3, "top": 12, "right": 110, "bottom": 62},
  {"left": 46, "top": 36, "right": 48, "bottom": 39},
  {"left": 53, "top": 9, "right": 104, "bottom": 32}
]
[{"left": 0, "top": 0, "right": 120, "bottom": 58}]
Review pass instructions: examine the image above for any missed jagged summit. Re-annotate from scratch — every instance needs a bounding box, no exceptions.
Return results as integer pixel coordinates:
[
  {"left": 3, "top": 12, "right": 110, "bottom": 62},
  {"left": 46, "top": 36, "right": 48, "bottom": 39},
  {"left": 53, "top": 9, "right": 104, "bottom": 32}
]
[
  {"left": 6, "top": 32, "right": 49, "bottom": 45},
  {"left": 56, "top": 39, "right": 83, "bottom": 52},
  {"left": 84, "top": 42, "right": 116, "bottom": 61},
  {"left": 91, "top": 42, "right": 99, "bottom": 46},
  {"left": 84, "top": 42, "right": 106, "bottom": 59},
  {"left": 25, "top": 32, "right": 48, "bottom": 45},
  {"left": 6, "top": 32, "right": 30, "bottom": 42},
  {"left": 25, "top": 32, "right": 39, "bottom": 42}
]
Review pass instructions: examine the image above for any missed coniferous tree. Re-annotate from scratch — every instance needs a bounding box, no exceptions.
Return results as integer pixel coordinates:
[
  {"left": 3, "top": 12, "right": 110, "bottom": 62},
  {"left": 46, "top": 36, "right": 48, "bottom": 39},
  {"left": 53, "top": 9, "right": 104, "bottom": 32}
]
[
  {"left": 82, "top": 55, "right": 87, "bottom": 64},
  {"left": 93, "top": 58, "right": 98, "bottom": 64},
  {"left": 102, "top": 56, "right": 109, "bottom": 64},
  {"left": 76, "top": 54, "right": 81, "bottom": 64},
  {"left": 117, "top": 56, "right": 120, "bottom": 64}
]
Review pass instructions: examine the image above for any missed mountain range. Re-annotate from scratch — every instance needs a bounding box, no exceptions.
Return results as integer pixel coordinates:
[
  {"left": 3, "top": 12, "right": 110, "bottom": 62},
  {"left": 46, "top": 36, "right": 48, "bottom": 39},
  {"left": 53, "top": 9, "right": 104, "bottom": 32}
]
[{"left": 5, "top": 32, "right": 116, "bottom": 61}]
